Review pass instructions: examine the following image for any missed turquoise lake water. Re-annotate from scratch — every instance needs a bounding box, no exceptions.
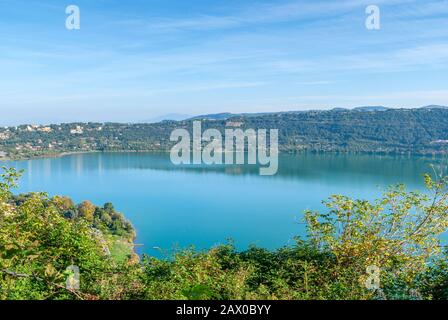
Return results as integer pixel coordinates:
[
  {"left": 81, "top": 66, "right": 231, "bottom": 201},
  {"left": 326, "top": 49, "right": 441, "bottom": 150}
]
[{"left": 3, "top": 152, "right": 447, "bottom": 256}]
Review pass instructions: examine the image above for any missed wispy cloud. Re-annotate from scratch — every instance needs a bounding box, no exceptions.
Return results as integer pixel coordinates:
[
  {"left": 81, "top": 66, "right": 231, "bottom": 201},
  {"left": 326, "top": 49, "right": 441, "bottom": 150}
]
[
  {"left": 114, "top": 0, "right": 431, "bottom": 33},
  {"left": 269, "top": 43, "right": 448, "bottom": 74},
  {"left": 296, "top": 81, "right": 335, "bottom": 86},
  {"left": 1, "top": 0, "right": 447, "bottom": 124}
]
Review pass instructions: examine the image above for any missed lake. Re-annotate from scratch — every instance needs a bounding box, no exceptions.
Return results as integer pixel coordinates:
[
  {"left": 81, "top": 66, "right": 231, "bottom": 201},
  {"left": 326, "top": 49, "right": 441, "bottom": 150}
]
[{"left": 3, "top": 152, "right": 447, "bottom": 256}]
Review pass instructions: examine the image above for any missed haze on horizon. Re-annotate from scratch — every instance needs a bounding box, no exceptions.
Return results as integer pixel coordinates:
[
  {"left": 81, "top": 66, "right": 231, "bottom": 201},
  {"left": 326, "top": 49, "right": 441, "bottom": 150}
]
[{"left": 1, "top": 0, "right": 448, "bottom": 126}]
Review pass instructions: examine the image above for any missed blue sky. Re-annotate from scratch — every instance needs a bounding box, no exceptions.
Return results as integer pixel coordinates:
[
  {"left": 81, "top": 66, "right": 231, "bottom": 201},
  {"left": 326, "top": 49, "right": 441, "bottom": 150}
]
[{"left": 1, "top": 0, "right": 448, "bottom": 125}]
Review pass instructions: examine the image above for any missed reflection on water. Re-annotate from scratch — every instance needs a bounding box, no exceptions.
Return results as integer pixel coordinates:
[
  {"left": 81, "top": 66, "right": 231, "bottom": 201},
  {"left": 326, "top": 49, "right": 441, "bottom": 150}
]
[
  {"left": 9, "top": 152, "right": 447, "bottom": 182},
  {"left": 2, "top": 152, "right": 447, "bottom": 256}
]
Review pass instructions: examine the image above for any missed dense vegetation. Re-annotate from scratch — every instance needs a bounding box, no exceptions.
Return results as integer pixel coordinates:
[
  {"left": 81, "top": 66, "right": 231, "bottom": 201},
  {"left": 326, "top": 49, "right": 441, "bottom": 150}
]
[
  {"left": 0, "top": 167, "right": 447, "bottom": 300},
  {"left": 1, "top": 107, "right": 448, "bottom": 160}
]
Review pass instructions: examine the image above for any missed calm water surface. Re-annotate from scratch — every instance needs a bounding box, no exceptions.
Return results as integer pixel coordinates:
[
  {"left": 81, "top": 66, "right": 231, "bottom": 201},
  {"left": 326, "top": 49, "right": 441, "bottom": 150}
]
[{"left": 3, "top": 152, "right": 446, "bottom": 256}]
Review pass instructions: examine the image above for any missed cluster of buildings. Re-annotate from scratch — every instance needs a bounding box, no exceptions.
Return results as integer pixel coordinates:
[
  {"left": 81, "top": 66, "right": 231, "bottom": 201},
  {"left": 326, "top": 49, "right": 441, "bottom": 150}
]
[
  {"left": 24, "top": 125, "right": 53, "bottom": 133},
  {"left": 0, "top": 124, "right": 103, "bottom": 157}
]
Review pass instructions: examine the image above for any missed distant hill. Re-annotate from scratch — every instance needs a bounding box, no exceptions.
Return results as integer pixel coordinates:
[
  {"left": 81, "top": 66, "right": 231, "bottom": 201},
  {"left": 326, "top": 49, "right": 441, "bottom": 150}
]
[
  {"left": 2, "top": 106, "right": 448, "bottom": 159},
  {"left": 188, "top": 112, "right": 275, "bottom": 121},
  {"left": 188, "top": 106, "right": 391, "bottom": 121},
  {"left": 189, "top": 113, "right": 235, "bottom": 121},
  {"left": 145, "top": 113, "right": 192, "bottom": 123},
  {"left": 353, "top": 106, "right": 389, "bottom": 112},
  {"left": 420, "top": 105, "right": 448, "bottom": 110}
]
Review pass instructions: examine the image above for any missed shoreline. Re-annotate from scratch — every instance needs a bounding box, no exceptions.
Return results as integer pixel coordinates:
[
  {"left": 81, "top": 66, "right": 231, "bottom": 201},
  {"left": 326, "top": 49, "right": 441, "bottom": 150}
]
[
  {"left": 1, "top": 148, "right": 447, "bottom": 162},
  {"left": 0, "top": 149, "right": 171, "bottom": 162}
]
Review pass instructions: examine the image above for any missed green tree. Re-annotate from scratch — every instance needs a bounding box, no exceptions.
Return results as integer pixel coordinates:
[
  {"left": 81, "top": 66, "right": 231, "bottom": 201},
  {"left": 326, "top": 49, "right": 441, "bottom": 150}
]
[
  {"left": 52, "top": 196, "right": 75, "bottom": 212},
  {"left": 77, "top": 201, "right": 96, "bottom": 222},
  {"left": 305, "top": 173, "right": 448, "bottom": 298}
]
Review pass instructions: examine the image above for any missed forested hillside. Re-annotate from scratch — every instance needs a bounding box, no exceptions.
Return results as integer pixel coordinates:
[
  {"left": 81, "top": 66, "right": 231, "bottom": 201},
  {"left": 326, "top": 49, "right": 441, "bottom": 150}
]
[{"left": 1, "top": 107, "right": 448, "bottom": 159}]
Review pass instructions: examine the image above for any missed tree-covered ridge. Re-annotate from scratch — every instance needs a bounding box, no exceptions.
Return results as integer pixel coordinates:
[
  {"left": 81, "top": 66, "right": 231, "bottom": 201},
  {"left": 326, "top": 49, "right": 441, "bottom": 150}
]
[
  {"left": 1, "top": 108, "right": 448, "bottom": 160},
  {"left": 0, "top": 167, "right": 447, "bottom": 300}
]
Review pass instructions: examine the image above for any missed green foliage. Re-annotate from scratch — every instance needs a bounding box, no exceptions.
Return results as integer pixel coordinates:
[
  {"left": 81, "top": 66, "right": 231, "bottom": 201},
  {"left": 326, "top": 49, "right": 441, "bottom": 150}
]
[
  {"left": 0, "top": 168, "right": 138, "bottom": 299},
  {"left": 0, "top": 167, "right": 23, "bottom": 201},
  {"left": 0, "top": 193, "right": 107, "bottom": 299},
  {"left": 140, "top": 247, "right": 253, "bottom": 300},
  {"left": 77, "top": 201, "right": 95, "bottom": 222},
  {"left": 304, "top": 173, "right": 448, "bottom": 298},
  {"left": 2, "top": 108, "right": 448, "bottom": 160}
]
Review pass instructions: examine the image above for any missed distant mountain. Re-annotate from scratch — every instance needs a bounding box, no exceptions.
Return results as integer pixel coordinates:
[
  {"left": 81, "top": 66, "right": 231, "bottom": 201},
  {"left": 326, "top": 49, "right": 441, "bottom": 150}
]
[
  {"left": 188, "top": 113, "right": 236, "bottom": 121},
  {"left": 188, "top": 106, "right": 394, "bottom": 121},
  {"left": 145, "top": 113, "right": 192, "bottom": 123},
  {"left": 153, "top": 106, "right": 446, "bottom": 123},
  {"left": 420, "top": 105, "right": 448, "bottom": 109},
  {"left": 353, "top": 106, "right": 389, "bottom": 112}
]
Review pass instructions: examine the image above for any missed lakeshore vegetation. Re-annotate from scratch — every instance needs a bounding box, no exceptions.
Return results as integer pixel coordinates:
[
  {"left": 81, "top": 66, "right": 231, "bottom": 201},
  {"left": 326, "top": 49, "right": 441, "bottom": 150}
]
[
  {"left": 0, "top": 166, "right": 447, "bottom": 300},
  {"left": 1, "top": 107, "right": 448, "bottom": 160}
]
